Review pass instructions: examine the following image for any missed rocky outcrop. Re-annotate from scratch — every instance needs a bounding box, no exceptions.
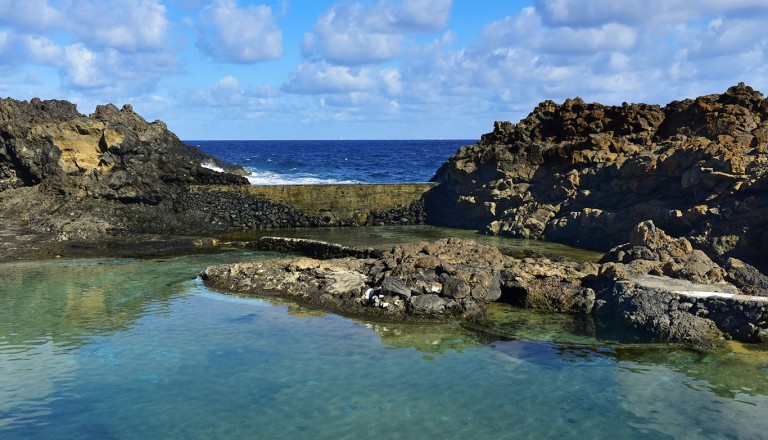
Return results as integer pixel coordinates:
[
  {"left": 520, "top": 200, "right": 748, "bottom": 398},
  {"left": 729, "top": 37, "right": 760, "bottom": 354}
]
[
  {"left": 0, "top": 98, "right": 247, "bottom": 199},
  {"left": 0, "top": 98, "right": 253, "bottom": 249},
  {"left": 203, "top": 222, "right": 768, "bottom": 346},
  {"left": 427, "top": 83, "right": 768, "bottom": 269},
  {"left": 202, "top": 237, "right": 599, "bottom": 323}
]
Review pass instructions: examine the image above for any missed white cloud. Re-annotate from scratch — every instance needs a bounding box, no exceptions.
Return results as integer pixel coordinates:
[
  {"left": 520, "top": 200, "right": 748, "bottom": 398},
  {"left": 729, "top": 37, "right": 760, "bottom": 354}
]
[
  {"left": 368, "top": 0, "right": 452, "bottom": 33},
  {"left": 62, "top": 44, "right": 103, "bottom": 88},
  {"left": 282, "top": 62, "right": 402, "bottom": 96},
  {"left": 22, "top": 35, "right": 180, "bottom": 96},
  {"left": 184, "top": 75, "right": 280, "bottom": 110},
  {"left": 303, "top": 0, "right": 451, "bottom": 65},
  {"left": 0, "top": 0, "right": 67, "bottom": 31},
  {"left": 196, "top": 0, "right": 282, "bottom": 63},
  {"left": 533, "top": 0, "right": 768, "bottom": 27},
  {"left": 69, "top": 0, "right": 170, "bottom": 52},
  {"left": 0, "top": 0, "right": 178, "bottom": 99},
  {"left": 0, "top": 0, "right": 170, "bottom": 52},
  {"left": 540, "top": 23, "right": 637, "bottom": 54},
  {"left": 533, "top": 0, "right": 651, "bottom": 27}
]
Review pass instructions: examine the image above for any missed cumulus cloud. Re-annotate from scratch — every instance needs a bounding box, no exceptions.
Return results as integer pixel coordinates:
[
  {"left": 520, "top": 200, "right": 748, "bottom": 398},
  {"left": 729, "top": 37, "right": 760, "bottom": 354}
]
[
  {"left": 534, "top": 0, "right": 768, "bottom": 27},
  {"left": 282, "top": 62, "right": 401, "bottom": 95},
  {"left": 0, "top": 0, "right": 66, "bottom": 31},
  {"left": 185, "top": 75, "right": 280, "bottom": 107},
  {"left": 0, "top": 0, "right": 170, "bottom": 51},
  {"left": 302, "top": 0, "right": 451, "bottom": 65},
  {"left": 21, "top": 34, "right": 179, "bottom": 95},
  {"left": 196, "top": 0, "right": 282, "bottom": 63},
  {"left": 0, "top": 0, "right": 178, "bottom": 98},
  {"left": 69, "top": 0, "right": 170, "bottom": 52}
]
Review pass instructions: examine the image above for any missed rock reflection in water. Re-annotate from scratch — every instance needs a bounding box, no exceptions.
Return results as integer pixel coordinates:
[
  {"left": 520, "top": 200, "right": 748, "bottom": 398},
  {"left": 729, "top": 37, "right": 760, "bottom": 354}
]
[
  {"left": 484, "top": 304, "right": 768, "bottom": 400},
  {"left": 364, "top": 322, "right": 481, "bottom": 354}
]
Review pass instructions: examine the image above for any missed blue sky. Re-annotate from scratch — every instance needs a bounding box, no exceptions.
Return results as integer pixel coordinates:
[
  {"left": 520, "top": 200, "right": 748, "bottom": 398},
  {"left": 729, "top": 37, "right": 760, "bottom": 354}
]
[{"left": 1, "top": 0, "right": 767, "bottom": 140}]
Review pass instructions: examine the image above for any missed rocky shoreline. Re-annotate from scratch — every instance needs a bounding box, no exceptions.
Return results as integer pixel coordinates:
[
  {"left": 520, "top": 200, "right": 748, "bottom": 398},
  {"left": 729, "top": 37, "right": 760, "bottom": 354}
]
[
  {"left": 426, "top": 83, "right": 768, "bottom": 272},
  {"left": 202, "top": 222, "right": 768, "bottom": 346},
  {"left": 4, "top": 86, "right": 768, "bottom": 346}
]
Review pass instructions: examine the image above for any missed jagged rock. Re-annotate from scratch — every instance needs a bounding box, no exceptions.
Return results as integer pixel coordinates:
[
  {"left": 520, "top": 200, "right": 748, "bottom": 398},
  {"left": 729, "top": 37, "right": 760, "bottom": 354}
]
[
  {"left": 0, "top": 98, "right": 247, "bottom": 198},
  {"left": 202, "top": 237, "right": 598, "bottom": 323},
  {"left": 427, "top": 83, "right": 768, "bottom": 270},
  {"left": 601, "top": 220, "right": 725, "bottom": 285},
  {"left": 724, "top": 258, "right": 768, "bottom": 296},
  {"left": 204, "top": 224, "right": 768, "bottom": 345},
  {"left": 600, "top": 280, "right": 725, "bottom": 346}
]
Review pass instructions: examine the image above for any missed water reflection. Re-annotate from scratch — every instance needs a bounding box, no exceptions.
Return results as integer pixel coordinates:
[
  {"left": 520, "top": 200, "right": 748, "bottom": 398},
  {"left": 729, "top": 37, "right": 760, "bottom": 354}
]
[
  {"left": 0, "top": 251, "right": 266, "bottom": 429},
  {"left": 2, "top": 250, "right": 768, "bottom": 439}
]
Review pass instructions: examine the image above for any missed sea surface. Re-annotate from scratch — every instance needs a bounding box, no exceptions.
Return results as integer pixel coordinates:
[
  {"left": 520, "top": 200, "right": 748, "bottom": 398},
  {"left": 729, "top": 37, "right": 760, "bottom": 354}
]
[
  {"left": 189, "top": 140, "right": 471, "bottom": 184},
  {"left": 2, "top": 230, "right": 768, "bottom": 439}
]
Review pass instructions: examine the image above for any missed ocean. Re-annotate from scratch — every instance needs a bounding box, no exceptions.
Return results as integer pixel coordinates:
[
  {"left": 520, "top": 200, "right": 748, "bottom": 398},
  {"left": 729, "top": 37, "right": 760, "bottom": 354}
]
[{"left": 188, "top": 139, "right": 472, "bottom": 185}]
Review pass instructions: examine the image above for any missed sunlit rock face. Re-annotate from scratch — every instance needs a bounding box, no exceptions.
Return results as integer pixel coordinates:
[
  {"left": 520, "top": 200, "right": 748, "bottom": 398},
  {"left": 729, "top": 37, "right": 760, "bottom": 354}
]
[
  {"left": 0, "top": 98, "right": 246, "bottom": 200},
  {"left": 428, "top": 83, "right": 768, "bottom": 268}
]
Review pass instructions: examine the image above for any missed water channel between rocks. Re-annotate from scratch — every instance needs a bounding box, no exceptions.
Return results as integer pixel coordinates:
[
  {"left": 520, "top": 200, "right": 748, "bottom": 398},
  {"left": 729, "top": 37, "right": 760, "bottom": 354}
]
[{"left": 2, "top": 226, "right": 767, "bottom": 439}]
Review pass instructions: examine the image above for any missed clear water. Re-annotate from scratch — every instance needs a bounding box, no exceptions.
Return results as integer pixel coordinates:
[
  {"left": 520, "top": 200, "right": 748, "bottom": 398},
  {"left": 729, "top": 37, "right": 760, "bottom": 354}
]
[
  {"left": 189, "top": 140, "right": 469, "bottom": 185},
  {"left": 3, "top": 251, "right": 768, "bottom": 439},
  {"left": 221, "top": 224, "right": 605, "bottom": 261}
]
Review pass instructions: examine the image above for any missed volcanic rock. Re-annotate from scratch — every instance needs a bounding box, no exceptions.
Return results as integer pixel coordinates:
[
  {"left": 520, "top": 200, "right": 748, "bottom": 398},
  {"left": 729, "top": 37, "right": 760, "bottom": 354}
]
[{"left": 427, "top": 83, "right": 768, "bottom": 269}]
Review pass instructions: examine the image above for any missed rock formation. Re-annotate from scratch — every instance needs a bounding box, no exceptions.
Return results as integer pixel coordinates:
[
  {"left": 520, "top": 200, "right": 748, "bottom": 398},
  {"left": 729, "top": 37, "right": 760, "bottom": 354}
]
[
  {"left": 0, "top": 98, "right": 247, "bottom": 198},
  {"left": 0, "top": 98, "right": 253, "bottom": 252},
  {"left": 202, "top": 222, "right": 768, "bottom": 346},
  {"left": 0, "top": 97, "right": 430, "bottom": 259},
  {"left": 427, "top": 83, "right": 768, "bottom": 269}
]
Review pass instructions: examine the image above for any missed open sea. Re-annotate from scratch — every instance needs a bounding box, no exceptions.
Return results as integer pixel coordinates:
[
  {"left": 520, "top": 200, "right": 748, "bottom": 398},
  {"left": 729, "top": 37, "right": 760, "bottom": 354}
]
[
  {"left": 3, "top": 140, "right": 768, "bottom": 439},
  {"left": 188, "top": 140, "right": 471, "bottom": 184}
]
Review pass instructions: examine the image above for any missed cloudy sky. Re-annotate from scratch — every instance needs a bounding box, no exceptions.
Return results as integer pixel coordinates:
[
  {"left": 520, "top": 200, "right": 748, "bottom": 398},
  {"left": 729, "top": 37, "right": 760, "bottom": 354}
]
[{"left": 1, "top": 0, "right": 767, "bottom": 139}]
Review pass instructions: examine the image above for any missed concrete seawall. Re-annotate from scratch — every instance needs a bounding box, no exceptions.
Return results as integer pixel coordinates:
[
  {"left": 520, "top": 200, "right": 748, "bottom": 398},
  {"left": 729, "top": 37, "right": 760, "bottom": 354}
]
[{"left": 185, "top": 183, "right": 436, "bottom": 228}]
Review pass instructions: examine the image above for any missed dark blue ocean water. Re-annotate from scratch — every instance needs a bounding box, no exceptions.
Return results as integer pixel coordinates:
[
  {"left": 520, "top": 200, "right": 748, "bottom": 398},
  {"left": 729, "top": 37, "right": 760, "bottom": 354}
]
[{"left": 188, "top": 140, "right": 471, "bottom": 185}]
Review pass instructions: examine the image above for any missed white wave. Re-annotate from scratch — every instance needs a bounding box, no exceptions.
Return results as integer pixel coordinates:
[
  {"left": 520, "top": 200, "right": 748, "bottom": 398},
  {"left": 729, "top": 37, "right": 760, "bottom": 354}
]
[
  {"left": 200, "top": 161, "right": 225, "bottom": 173},
  {"left": 245, "top": 169, "right": 359, "bottom": 186}
]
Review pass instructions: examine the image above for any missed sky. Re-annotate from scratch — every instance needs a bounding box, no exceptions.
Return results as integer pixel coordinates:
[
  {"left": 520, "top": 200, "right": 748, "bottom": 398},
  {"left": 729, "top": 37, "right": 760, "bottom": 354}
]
[{"left": 1, "top": 0, "right": 767, "bottom": 140}]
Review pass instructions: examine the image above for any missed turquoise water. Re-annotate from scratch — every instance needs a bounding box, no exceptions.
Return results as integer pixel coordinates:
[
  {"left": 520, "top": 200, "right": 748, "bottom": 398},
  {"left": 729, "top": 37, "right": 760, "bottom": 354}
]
[{"left": 2, "top": 251, "right": 768, "bottom": 439}]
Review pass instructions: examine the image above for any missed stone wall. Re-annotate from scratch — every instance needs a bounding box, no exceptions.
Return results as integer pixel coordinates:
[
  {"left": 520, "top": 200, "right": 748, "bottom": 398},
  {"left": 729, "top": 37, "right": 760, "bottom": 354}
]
[{"left": 178, "top": 183, "right": 434, "bottom": 230}]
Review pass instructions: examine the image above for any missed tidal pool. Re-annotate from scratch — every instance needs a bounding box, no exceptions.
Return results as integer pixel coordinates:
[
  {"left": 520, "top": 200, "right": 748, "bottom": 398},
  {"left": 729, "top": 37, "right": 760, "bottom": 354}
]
[{"left": 2, "top": 246, "right": 767, "bottom": 439}]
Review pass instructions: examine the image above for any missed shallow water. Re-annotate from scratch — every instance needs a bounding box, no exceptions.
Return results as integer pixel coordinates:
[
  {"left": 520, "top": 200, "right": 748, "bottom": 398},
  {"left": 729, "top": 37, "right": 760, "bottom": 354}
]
[
  {"left": 222, "top": 224, "right": 604, "bottom": 261},
  {"left": 2, "top": 251, "right": 768, "bottom": 439}
]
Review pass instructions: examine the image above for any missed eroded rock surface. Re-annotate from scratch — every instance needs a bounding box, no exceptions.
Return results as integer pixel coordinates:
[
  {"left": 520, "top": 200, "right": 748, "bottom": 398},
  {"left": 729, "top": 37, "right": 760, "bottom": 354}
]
[
  {"left": 202, "top": 237, "right": 599, "bottom": 322},
  {"left": 203, "top": 223, "right": 768, "bottom": 346},
  {"left": 427, "top": 83, "right": 768, "bottom": 269}
]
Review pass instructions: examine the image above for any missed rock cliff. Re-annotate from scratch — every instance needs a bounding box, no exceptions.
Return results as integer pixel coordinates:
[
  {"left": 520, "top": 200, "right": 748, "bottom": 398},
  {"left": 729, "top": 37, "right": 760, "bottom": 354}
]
[
  {"left": 0, "top": 97, "right": 249, "bottom": 251},
  {"left": 427, "top": 83, "right": 768, "bottom": 269}
]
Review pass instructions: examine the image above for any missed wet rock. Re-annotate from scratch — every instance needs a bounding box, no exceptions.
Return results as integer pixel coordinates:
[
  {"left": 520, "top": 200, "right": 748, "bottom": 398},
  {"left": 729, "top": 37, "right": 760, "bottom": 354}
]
[{"left": 606, "top": 281, "right": 724, "bottom": 346}]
